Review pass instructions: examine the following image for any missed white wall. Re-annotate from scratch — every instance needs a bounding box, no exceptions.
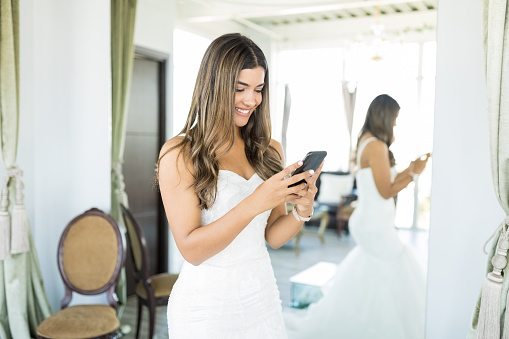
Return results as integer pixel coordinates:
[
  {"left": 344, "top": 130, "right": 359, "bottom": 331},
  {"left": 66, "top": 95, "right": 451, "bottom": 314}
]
[
  {"left": 18, "top": 0, "right": 111, "bottom": 311},
  {"left": 16, "top": 0, "right": 179, "bottom": 311},
  {"left": 426, "top": 0, "right": 506, "bottom": 338}
]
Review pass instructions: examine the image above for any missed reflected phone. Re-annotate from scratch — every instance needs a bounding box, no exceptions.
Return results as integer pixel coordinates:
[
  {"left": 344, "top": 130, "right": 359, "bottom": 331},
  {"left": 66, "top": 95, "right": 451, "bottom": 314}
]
[{"left": 288, "top": 151, "right": 327, "bottom": 187}]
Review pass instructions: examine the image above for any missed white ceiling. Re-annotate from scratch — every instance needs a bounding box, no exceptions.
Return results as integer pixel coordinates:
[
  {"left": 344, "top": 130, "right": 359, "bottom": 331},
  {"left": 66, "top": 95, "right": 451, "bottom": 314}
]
[{"left": 177, "top": 0, "right": 438, "bottom": 43}]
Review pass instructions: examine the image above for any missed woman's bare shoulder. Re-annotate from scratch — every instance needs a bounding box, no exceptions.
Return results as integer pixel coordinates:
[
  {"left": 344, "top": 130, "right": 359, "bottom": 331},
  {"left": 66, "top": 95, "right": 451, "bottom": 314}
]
[
  {"left": 269, "top": 139, "right": 283, "bottom": 152},
  {"left": 158, "top": 136, "right": 193, "bottom": 179},
  {"left": 269, "top": 139, "right": 284, "bottom": 161},
  {"left": 362, "top": 139, "right": 389, "bottom": 169},
  {"left": 159, "top": 136, "right": 186, "bottom": 158},
  {"left": 364, "top": 138, "right": 386, "bottom": 148}
]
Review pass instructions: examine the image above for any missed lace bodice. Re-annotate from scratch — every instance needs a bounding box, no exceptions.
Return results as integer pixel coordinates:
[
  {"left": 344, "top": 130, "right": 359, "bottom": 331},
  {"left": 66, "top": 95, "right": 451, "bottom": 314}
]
[{"left": 199, "top": 170, "right": 272, "bottom": 266}]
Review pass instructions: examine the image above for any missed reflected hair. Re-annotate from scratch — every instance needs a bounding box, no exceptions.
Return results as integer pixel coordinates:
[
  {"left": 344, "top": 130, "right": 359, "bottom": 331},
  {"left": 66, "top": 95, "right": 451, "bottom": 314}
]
[
  {"left": 356, "top": 94, "right": 400, "bottom": 167},
  {"left": 157, "top": 33, "right": 283, "bottom": 209}
]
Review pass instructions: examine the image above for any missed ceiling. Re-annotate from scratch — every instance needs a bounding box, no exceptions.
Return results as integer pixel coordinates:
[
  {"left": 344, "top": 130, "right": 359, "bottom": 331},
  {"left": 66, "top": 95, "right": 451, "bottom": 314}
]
[{"left": 177, "top": 0, "right": 438, "bottom": 43}]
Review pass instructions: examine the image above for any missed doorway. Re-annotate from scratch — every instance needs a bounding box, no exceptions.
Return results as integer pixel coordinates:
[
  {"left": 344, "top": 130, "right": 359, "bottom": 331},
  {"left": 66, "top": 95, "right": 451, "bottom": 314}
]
[{"left": 123, "top": 46, "right": 169, "bottom": 295}]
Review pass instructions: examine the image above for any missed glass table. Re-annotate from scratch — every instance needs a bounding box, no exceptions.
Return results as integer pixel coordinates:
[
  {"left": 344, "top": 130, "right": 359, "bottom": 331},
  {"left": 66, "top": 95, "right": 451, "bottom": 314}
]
[{"left": 289, "top": 261, "right": 337, "bottom": 308}]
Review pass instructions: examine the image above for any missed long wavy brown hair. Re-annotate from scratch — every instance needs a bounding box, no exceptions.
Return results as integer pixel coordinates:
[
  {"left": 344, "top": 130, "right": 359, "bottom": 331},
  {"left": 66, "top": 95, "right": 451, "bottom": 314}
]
[
  {"left": 157, "top": 33, "right": 283, "bottom": 209},
  {"left": 356, "top": 94, "right": 400, "bottom": 167}
]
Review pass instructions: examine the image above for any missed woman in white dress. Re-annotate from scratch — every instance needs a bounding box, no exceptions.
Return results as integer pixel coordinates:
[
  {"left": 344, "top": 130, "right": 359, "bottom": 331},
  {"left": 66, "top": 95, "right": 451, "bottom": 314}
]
[
  {"left": 285, "top": 94, "right": 430, "bottom": 339},
  {"left": 157, "top": 33, "right": 323, "bottom": 339}
]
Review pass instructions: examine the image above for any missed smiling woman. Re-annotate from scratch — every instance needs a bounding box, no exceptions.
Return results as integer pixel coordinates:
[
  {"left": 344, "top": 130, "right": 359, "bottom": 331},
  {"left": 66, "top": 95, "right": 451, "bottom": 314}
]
[{"left": 157, "top": 33, "right": 322, "bottom": 338}]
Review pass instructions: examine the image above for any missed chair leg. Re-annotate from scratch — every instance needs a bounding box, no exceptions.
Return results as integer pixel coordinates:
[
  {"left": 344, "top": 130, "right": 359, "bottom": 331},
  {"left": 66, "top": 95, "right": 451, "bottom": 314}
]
[
  {"left": 148, "top": 303, "right": 156, "bottom": 339},
  {"left": 294, "top": 225, "right": 304, "bottom": 255},
  {"left": 136, "top": 298, "right": 143, "bottom": 339},
  {"left": 336, "top": 218, "right": 344, "bottom": 237},
  {"left": 317, "top": 212, "right": 329, "bottom": 244}
]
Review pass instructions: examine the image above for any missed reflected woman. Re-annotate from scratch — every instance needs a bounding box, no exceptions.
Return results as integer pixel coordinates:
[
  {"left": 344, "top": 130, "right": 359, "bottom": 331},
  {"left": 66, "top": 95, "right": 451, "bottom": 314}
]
[
  {"left": 157, "top": 33, "right": 322, "bottom": 338},
  {"left": 285, "top": 94, "right": 430, "bottom": 339}
]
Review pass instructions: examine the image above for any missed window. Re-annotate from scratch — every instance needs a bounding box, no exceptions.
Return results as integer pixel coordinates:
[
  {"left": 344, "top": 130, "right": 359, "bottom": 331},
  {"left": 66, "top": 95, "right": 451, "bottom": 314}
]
[
  {"left": 276, "top": 48, "right": 348, "bottom": 171},
  {"left": 276, "top": 40, "right": 436, "bottom": 229}
]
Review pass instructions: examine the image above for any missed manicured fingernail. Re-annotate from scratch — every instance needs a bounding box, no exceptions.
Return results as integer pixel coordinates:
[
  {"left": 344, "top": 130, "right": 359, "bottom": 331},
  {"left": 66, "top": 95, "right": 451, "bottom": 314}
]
[
  {"left": 309, "top": 170, "right": 314, "bottom": 175},
  {"left": 298, "top": 161, "right": 303, "bottom": 166}
]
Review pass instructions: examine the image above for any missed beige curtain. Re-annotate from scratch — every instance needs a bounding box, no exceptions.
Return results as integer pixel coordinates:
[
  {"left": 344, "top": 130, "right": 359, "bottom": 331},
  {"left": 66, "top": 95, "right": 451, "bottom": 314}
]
[
  {"left": 111, "top": 0, "right": 137, "bottom": 319},
  {"left": 0, "top": 0, "right": 51, "bottom": 337},
  {"left": 281, "top": 84, "right": 291, "bottom": 158},
  {"left": 342, "top": 80, "right": 357, "bottom": 170},
  {"left": 468, "top": 1, "right": 509, "bottom": 338}
]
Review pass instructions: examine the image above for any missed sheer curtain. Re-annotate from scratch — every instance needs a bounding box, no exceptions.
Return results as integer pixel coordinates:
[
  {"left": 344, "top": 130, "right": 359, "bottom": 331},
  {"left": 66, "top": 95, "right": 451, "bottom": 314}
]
[
  {"left": 342, "top": 80, "right": 357, "bottom": 169},
  {"left": 281, "top": 84, "right": 291, "bottom": 158},
  {"left": 0, "top": 0, "right": 51, "bottom": 337},
  {"left": 111, "top": 0, "right": 137, "bottom": 319},
  {"left": 469, "top": 1, "right": 509, "bottom": 338}
]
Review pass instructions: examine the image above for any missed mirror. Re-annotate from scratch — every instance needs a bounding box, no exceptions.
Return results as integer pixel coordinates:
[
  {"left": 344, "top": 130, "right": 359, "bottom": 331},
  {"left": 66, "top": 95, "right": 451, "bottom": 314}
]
[{"left": 169, "top": 1, "right": 437, "bottom": 338}]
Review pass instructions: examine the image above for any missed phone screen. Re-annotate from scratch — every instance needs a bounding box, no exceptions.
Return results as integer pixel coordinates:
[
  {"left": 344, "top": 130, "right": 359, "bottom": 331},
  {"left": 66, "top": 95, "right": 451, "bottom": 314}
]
[{"left": 288, "top": 151, "right": 327, "bottom": 187}]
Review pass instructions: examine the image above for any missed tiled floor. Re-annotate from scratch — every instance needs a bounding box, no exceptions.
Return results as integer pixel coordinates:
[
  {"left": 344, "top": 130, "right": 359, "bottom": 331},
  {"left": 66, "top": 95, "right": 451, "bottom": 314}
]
[
  {"left": 120, "top": 226, "right": 429, "bottom": 338},
  {"left": 270, "top": 226, "right": 428, "bottom": 310},
  {"left": 121, "top": 297, "right": 168, "bottom": 339}
]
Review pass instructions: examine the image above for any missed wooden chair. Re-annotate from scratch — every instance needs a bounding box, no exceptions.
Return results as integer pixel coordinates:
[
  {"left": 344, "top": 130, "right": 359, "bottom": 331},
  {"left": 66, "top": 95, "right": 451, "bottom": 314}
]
[
  {"left": 315, "top": 171, "right": 356, "bottom": 234},
  {"left": 37, "top": 208, "right": 125, "bottom": 339},
  {"left": 120, "top": 204, "right": 178, "bottom": 339},
  {"left": 336, "top": 193, "right": 358, "bottom": 236}
]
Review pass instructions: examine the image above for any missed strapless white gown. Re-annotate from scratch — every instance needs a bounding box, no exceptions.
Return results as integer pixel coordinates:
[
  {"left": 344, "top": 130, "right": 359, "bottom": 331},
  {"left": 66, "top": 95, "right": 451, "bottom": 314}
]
[
  {"left": 284, "top": 138, "right": 426, "bottom": 339},
  {"left": 167, "top": 170, "right": 287, "bottom": 339}
]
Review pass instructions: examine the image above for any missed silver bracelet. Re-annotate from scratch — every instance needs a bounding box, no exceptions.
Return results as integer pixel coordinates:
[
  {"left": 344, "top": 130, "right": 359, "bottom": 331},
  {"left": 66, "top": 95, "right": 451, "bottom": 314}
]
[{"left": 292, "top": 205, "right": 313, "bottom": 222}]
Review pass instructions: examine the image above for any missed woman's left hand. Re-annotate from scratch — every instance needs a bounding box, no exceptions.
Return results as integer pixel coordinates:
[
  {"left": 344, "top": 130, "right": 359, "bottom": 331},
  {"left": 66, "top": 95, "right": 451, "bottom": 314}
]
[{"left": 289, "top": 161, "right": 324, "bottom": 218}]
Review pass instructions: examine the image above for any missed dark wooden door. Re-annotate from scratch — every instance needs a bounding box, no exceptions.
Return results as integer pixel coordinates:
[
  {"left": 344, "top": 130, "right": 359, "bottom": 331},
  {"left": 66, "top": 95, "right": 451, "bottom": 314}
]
[{"left": 124, "top": 48, "right": 168, "bottom": 296}]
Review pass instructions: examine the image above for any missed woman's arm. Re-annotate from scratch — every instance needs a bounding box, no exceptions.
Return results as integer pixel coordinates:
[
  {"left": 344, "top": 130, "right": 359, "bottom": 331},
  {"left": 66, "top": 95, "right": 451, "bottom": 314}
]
[
  {"left": 158, "top": 138, "right": 310, "bottom": 265},
  {"left": 393, "top": 167, "right": 414, "bottom": 185},
  {"left": 365, "top": 141, "right": 430, "bottom": 199},
  {"left": 364, "top": 140, "right": 413, "bottom": 199},
  {"left": 264, "top": 140, "right": 322, "bottom": 249}
]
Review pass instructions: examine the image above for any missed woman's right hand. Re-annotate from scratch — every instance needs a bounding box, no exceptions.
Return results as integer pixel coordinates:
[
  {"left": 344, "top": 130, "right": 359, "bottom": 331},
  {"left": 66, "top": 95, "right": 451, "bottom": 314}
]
[
  {"left": 248, "top": 160, "right": 312, "bottom": 215},
  {"left": 411, "top": 153, "right": 431, "bottom": 175}
]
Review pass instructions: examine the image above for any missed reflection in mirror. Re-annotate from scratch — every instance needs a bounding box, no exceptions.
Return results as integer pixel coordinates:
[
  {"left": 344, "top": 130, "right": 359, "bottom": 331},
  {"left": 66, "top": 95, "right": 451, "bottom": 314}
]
[{"left": 169, "top": 1, "right": 437, "bottom": 338}]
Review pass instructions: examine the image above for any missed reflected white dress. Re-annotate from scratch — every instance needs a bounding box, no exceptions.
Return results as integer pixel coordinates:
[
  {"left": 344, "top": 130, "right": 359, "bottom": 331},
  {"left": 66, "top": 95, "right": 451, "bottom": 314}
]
[
  {"left": 284, "top": 137, "right": 426, "bottom": 339},
  {"left": 167, "top": 170, "right": 287, "bottom": 339}
]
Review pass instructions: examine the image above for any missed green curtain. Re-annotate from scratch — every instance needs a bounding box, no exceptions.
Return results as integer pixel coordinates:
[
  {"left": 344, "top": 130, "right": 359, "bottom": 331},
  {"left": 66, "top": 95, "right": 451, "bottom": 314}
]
[
  {"left": 0, "top": 0, "right": 51, "bottom": 338},
  {"left": 111, "top": 0, "right": 137, "bottom": 320},
  {"left": 468, "top": 0, "right": 509, "bottom": 337}
]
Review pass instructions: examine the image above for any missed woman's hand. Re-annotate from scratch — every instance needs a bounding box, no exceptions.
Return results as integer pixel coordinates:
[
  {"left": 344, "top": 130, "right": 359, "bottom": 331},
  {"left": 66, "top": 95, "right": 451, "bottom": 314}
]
[
  {"left": 248, "top": 160, "right": 315, "bottom": 215},
  {"left": 411, "top": 153, "right": 431, "bottom": 175},
  {"left": 292, "top": 161, "right": 324, "bottom": 217}
]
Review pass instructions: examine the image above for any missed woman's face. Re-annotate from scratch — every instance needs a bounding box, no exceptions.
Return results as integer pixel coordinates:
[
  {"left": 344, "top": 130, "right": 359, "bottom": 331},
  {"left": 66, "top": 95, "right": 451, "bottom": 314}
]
[{"left": 234, "top": 66, "right": 265, "bottom": 128}]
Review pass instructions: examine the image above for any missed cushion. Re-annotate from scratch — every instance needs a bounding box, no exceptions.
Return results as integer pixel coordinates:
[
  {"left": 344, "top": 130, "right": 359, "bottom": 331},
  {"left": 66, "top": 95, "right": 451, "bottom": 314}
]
[
  {"left": 37, "top": 304, "right": 119, "bottom": 338},
  {"left": 135, "top": 273, "right": 179, "bottom": 299},
  {"left": 340, "top": 205, "right": 356, "bottom": 216},
  {"left": 317, "top": 173, "right": 354, "bottom": 204},
  {"left": 62, "top": 216, "right": 119, "bottom": 291}
]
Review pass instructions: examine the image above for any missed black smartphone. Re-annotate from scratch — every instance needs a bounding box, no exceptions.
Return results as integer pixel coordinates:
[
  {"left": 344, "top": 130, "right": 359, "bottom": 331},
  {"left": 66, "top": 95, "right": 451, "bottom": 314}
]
[{"left": 288, "top": 151, "right": 327, "bottom": 187}]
